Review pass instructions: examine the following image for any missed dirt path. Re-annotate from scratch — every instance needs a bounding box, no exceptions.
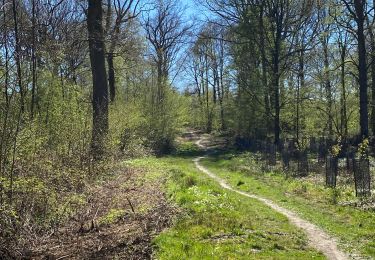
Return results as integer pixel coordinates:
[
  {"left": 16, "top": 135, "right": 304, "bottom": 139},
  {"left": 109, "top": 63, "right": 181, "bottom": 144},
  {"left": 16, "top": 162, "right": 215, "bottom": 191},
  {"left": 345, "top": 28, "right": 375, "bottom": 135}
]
[{"left": 194, "top": 138, "right": 349, "bottom": 260}]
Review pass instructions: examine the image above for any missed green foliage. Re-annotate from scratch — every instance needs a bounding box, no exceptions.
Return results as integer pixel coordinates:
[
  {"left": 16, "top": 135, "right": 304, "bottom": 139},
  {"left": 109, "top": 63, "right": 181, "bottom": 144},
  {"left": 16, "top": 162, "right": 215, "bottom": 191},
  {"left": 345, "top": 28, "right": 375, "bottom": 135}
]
[
  {"left": 143, "top": 87, "right": 190, "bottom": 154},
  {"left": 328, "top": 188, "right": 341, "bottom": 205},
  {"left": 357, "top": 138, "right": 369, "bottom": 158},
  {"left": 330, "top": 144, "right": 342, "bottom": 158},
  {"left": 296, "top": 138, "right": 309, "bottom": 152},
  {"left": 98, "top": 209, "right": 126, "bottom": 225},
  {"left": 330, "top": 136, "right": 342, "bottom": 158},
  {"left": 0, "top": 68, "right": 94, "bottom": 252},
  {"left": 108, "top": 100, "right": 148, "bottom": 157}
]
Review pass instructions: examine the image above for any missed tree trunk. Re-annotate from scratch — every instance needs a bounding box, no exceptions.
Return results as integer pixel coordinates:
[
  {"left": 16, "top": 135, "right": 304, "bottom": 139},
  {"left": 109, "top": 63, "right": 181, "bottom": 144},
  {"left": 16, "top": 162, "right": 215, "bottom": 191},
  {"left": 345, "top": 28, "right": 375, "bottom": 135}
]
[
  {"left": 0, "top": 0, "right": 10, "bottom": 175},
  {"left": 340, "top": 44, "right": 348, "bottom": 138},
  {"left": 273, "top": 62, "right": 280, "bottom": 145},
  {"left": 273, "top": 38, "right": 281, "bottom": 146},
  {"left": 87, "top": 0, "right": 109, "bottom": 158},
  {"left": 107, "top": 52, "right": 115, "bottom": 102},
  {"left": 354, "top": 0, "right": 369, "bottom": 138},
  {"left": 323, "top": 37, "right": 333, "bottom": 137},
  {"left": 156, "top": 54, "right": 163, "bottom": 104},
  {"left": 259, "top": 5, "right": 270, "bottom": 133},
  {"left": 205, "top": 54, "right": 211, "bottom": 133},
  {"left": 31, "top": 0, "right": 37, "bottom": 118},
  {"left": 212, "top": 68, "right": 217, "bottom": 105},
  {"left": 296, "top": 49, "right": 305, "bottom": 143},
  {"left": 219, "top": 56, "right": 226, "bottom": 131},
  {"left": 12, "top": 0, "right": 24, "bottom": 113},
  {"left": 371, "top": 43, "right": 375, "bottom": 136},
  {"left": 367, "top": 8, "right": 375, "bottom": 136}
]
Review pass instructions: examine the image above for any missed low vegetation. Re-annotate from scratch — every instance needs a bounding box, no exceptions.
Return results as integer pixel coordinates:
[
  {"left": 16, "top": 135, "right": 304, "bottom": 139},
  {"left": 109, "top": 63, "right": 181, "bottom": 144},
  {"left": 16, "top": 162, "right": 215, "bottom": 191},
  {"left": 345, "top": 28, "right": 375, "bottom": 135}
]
[
  {"left": 129, "top": 155, "right": 324, "bottom": 259},
  {"left": 201, "top": 151, "right": 375, "bottom": 258}
]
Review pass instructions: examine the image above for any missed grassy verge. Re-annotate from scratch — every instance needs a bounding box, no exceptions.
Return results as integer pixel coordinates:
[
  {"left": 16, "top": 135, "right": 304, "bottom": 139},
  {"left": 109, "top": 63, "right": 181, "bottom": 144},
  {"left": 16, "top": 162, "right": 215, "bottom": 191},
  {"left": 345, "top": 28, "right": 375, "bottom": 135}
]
[
  {"left": 127, "top": 143, "right": 324, "bottom": 259},
  {"left": 201, "top": 151, "right": 375, "bottom": 258}
]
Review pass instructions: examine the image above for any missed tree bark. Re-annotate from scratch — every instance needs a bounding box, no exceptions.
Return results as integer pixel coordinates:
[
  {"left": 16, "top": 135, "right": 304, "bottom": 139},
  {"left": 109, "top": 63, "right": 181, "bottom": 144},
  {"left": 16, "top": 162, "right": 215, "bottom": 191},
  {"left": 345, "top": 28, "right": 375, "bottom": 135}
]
[
  {"left": 367, "top": 5, "right": 375, "bottom": 135},
  {"left": 340, "top": 43, "right": 348, "bottom": 138},
  {"left": 296, "top": 49, "right": 305, "bottom": 143},
  {"left": 272, "top": 27, "right": 282, "bottom": 146},
  {"left": 0, "top": 0, "right": 10, "bottom": 175},
  {"left": 259, "top": 4, "right": 270, "bottom": 133},
  {"left": 323, "top": 36, "right": 333, "bottom": 137},
  {"left": 87, "top": 0, "right": 109, "bottom": 158},
  {"left": 12, "top": 0, "right": 24, "bottom": 113},
  {"left": 273, "top": 56, "right": 280, "bottom": 145},
  {"left": 354, "top": 0, "right": 369, "bottom": 138},
  {"left": 205, "top": 53, "right": 212, "bottom": 133},
  {"left": 219, "top": 48, "right": 226, "bottom": 131},
  {"left": 107, "top": 52, "right": 116, "bottom": 102},
  {"left": 31, "top": 0, "right": 37, "bottom": 118}
]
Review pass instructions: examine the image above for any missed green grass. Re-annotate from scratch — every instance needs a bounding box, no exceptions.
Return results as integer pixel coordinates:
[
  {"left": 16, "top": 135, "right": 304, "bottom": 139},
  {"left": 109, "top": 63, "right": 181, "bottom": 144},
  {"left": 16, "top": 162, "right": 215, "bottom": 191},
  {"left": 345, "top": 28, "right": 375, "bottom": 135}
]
[
  {"left": 127, "top": 151, "right": 324, "bottom": 259},
  {"left": 201, "top": 151, "right": 375, "bottom": 258},
  {"left": 98, "top": 208, "right": 126, "bottom": 225}
]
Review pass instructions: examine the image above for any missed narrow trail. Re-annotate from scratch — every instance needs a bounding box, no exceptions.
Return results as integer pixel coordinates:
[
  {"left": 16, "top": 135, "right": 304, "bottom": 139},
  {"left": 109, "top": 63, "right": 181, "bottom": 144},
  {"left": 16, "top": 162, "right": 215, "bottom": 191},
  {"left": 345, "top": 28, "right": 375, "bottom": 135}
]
[{"left": 194, "top": 138, "right": 349, "bottom": 260}]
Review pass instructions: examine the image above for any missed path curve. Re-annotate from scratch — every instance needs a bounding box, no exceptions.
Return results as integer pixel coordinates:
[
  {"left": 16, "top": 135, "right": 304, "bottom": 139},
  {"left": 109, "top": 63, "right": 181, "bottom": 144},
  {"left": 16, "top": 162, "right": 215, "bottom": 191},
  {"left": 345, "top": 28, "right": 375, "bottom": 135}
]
[{"left": 194, "top": 138, "right": 349, "bottom": 260}]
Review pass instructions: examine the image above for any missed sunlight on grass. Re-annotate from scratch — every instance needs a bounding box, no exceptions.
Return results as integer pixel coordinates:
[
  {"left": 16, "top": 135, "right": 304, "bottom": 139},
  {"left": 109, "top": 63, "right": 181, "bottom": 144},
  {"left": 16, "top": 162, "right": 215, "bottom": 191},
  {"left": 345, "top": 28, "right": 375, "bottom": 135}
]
[
  {"left": 201, "top": 153, "right": 375, "bottom": 258},
  {"left": 128, "top": 151, "right": 324, "bottom": 259}
]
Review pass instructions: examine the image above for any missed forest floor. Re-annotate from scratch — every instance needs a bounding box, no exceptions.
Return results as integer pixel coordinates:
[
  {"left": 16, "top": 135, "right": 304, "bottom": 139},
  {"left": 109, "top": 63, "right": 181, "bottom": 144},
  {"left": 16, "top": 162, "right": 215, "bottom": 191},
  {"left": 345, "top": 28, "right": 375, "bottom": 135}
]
[
  {"left": 25, "top": 131, "right": 375, "bottom": 259},
  {"left": 27, "top": 162, "right": 178, "bottom": 259}
]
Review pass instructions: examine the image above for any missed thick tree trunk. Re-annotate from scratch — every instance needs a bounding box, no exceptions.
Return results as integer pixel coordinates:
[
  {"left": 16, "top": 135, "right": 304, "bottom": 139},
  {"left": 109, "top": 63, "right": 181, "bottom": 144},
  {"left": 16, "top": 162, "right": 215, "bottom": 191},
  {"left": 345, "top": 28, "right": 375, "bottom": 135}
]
[
  {"left": 87, "top": 0, "right": 109, "bottom": 158},
  {"left": 156, "top": 55, "right": 163, "bottom": 104},
  {"left": 354, "top": 1, "right": 369, "bottom": 138},
  {"left": 371, "top": 44, "right": 375, "bottom": 136},
  {"left": 372, "top": 0, "right": 375, "bottom": 136}
]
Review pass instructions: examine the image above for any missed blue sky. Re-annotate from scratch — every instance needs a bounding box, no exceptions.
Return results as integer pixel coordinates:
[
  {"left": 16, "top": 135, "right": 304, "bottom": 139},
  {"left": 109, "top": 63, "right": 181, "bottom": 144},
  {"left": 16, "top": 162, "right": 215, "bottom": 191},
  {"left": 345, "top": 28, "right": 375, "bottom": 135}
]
[
  {"left": 139, "top": 0, "right": 209, "bottom": 90},
  {"left": 167, "top": 0, "right": 206, "bottom": 90}
]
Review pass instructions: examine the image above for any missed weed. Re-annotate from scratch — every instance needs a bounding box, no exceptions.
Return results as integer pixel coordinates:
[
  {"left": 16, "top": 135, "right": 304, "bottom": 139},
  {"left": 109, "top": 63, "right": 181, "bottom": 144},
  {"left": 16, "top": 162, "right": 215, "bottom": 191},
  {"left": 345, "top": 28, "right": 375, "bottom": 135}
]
[
  {"left": 98, "top": 209, "right": 126, "bottom": 225},
  {"left": 329, "top": 188, "right": 341, "bottom": 205},
  {"left": 237, "top": 180, "right": 245, "bottom": 186}
]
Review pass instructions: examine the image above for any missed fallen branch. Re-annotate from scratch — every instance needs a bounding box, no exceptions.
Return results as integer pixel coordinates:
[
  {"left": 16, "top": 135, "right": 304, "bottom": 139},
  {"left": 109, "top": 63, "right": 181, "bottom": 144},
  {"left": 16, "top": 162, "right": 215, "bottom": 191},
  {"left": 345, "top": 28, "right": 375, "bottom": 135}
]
[{"left": 126, "top": 197, "right": 135, "bottom": 213}]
